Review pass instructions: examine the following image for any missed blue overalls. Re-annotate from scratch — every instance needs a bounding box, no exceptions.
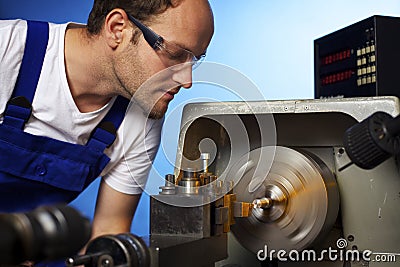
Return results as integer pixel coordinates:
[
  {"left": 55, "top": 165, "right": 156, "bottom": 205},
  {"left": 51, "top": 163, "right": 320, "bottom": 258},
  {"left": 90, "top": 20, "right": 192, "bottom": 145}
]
[{"left": 0, "top": 21, "right": 129, "bottom": 213}]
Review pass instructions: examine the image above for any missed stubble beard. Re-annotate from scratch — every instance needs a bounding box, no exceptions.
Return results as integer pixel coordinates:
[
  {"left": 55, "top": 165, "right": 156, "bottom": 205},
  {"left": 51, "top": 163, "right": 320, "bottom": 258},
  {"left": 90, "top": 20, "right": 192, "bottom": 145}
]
[
  {"left": 115, "top": 50, "right": 170, "bottom": 120},
  {"left": 147, "top": 100, "right": 168, "bottom": 120},
  {"left": 133, "top": 91, "right": 168, "bottom": 120},
  {"left": 126, "top": 70, "right": 170, "bottom": 120}
]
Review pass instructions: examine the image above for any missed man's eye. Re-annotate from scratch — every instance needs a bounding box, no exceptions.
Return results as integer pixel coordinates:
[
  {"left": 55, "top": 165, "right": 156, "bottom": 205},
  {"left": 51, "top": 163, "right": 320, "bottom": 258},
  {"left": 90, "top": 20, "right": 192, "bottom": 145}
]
[{"left": 167, "top": 50, "right": 187, "bottom": 61}]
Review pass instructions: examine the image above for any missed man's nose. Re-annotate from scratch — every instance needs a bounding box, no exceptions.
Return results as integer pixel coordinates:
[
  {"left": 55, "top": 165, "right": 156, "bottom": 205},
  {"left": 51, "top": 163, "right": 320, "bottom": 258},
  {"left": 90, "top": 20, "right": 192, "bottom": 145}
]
[{"left": 172, "top": 63, "right": 193, "bottom": 89}]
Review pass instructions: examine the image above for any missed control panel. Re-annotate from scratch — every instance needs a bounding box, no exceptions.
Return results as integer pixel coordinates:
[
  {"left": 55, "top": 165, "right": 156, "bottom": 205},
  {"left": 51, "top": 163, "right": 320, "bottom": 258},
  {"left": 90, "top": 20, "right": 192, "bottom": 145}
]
[{"left": 314, "top": 15, "right": 400, "bottom": 98}]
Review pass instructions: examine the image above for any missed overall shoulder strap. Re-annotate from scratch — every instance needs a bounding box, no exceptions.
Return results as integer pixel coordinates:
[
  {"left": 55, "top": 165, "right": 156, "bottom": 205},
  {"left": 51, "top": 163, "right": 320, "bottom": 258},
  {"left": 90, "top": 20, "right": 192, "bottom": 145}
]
[
  {"left": 12, "top": 20, "right": 49, "bottom": 101},
  {"left": 87, "top": 96, "right": 130, "bottom": 151},
  {"left": 4, "top": 20, "right": 49, "bottom": 129}
]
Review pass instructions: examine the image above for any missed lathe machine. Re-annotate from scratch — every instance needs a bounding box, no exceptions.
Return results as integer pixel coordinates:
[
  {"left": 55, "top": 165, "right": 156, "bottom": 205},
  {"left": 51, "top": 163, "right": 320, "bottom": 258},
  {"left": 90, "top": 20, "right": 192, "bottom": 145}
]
[{"left": 71, "top": 96, "right": 400, "bottom": 267}]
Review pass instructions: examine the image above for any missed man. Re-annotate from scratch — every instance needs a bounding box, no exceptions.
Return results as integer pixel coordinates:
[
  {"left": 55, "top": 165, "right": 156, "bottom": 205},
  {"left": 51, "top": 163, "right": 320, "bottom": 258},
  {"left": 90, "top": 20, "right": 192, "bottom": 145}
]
[{"left": 0, "top": 0, "right": 214, "bottom": 244}]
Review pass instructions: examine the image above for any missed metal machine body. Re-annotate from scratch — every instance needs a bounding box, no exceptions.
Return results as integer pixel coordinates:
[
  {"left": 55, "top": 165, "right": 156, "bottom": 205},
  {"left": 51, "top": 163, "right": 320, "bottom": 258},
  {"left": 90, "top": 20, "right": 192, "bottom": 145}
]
[
  {"left": 166, "top": 96, "right": 400, "bottom": 267},
  {"left": 70, "top": 97, "right": 400, "bottom": 267}
]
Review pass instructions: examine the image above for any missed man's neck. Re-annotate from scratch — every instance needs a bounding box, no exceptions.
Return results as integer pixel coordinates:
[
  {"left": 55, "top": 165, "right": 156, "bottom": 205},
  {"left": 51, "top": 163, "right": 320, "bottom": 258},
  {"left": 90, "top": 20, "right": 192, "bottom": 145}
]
[{"left": 64, "top": 27, "right": 114, "bottom": 113}]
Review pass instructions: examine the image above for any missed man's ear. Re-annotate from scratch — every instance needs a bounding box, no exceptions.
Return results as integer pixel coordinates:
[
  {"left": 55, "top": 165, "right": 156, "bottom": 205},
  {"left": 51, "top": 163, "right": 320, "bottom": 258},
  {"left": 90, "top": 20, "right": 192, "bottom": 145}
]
[{"left": 104, "top": 8, "right": 129, "bottom": 49}]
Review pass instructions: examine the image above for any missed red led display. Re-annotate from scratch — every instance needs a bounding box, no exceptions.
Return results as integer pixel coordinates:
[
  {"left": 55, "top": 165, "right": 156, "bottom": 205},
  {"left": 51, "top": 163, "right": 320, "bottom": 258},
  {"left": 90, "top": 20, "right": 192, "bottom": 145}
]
[
  {"left": 321, "top": 49, "right": 351, "bottom": 65},
  {"left": 321, "top": 70, "right": 353, "bottom": 86}
]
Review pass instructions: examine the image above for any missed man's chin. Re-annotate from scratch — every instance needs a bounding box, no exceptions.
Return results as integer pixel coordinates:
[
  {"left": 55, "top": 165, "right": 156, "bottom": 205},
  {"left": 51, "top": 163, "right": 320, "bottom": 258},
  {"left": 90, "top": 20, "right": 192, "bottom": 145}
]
[
  {"left": 147, "top": 106, "right": 167, "bottom": 120},
  {"left": 148, "top": 112, "right": 164, "bottom": 120},
  {"left": 133, "top": 98, "right": 167, "bottom": 120}
]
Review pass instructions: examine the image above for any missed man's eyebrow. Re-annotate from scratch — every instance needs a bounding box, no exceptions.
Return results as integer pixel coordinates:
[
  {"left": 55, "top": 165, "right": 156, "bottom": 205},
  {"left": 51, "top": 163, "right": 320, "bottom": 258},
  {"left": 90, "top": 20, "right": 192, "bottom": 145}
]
[{"left": 174, "top": 42, "right": 193, "bottom": 52}]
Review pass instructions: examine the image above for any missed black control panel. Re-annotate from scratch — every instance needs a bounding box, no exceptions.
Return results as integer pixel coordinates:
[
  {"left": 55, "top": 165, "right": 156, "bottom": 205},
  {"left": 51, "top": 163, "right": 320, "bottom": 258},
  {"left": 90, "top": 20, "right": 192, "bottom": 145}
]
[{"left": 314, "top": 15, "right": 400, "bottom": 98}]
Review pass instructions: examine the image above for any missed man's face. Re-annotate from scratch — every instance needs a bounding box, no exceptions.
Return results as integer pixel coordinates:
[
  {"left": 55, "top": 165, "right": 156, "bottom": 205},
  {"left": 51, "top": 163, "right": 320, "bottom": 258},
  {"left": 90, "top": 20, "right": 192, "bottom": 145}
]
[{"left": 113, "top": 0, "right": 214, "bottom": 119}]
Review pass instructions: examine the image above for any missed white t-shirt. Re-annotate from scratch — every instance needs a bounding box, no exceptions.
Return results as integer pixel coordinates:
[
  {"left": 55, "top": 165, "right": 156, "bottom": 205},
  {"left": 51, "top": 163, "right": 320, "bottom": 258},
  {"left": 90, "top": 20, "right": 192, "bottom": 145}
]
[{"left": 0, "top": 19, "right": 163, "bottom": 195}]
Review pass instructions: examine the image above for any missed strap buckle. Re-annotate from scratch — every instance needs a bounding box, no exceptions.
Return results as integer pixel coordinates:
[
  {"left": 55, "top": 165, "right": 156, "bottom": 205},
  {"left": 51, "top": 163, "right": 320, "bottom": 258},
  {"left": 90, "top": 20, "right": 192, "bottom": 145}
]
[{"left": 3, "top": 96, "right": 33, "bottom": 129}]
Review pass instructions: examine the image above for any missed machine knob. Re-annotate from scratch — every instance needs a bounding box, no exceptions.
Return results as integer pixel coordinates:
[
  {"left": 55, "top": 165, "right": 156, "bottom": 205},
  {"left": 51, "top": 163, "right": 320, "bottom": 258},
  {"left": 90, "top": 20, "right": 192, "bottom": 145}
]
[{"left": 343, "top": 111, "right": 400, "bottom": 169}]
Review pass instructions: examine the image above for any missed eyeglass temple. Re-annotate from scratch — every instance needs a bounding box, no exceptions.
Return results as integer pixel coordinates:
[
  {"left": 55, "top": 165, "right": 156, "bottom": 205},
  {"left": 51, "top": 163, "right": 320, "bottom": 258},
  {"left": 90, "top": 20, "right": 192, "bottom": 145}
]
[{"left": 127, "top": 13, "right": 163, "bottom": 49}]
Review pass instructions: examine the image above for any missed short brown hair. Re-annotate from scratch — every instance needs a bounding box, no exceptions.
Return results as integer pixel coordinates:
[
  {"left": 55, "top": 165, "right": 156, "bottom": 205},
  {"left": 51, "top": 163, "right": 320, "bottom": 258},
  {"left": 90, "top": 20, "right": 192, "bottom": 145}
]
[{"left": 87, "top": 0, "right": 179, "bottom": 35}]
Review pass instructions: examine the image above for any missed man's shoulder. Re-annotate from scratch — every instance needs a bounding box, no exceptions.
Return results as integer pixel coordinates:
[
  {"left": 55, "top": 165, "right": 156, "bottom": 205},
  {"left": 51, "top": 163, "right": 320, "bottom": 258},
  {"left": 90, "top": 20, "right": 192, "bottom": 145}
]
[
  {"left": 0, "top": 20, "right": 28, "bottom": 111},
  {"left": 0, "top": 19, "right": 27, "bottom": 48},
  {"left": 0, "top": 19, "right": 26, "bottom": 30}
]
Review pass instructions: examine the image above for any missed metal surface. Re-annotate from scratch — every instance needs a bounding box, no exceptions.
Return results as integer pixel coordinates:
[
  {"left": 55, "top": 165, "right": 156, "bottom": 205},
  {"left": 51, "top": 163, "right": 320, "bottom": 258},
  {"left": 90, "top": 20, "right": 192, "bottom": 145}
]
[
  {"left": 230, "top": 146, "right": 340, "bottom": 253},
  {"left": 201, "top": 152, "right": 210, "bottom": 173},
  {"left": 150, "top": 194, "right": 211, "bottom": 238},
  {"left": 173, "top": 97, "right": 400, "bottom": 204},
  {"left": 144, "top": 234, "right": 228, "bottom": 267},
  {"left": 253, "top": 197, "right": 273, "bottom": 209},
  {"left": 168, "top": 96, "right": 400, "bottom": 266},
  {"left": 159, "top": 174, "right": 176, "bottom": 195},
  {"left": 334, "top": 147, "right": 400, "bottom": 267},
  {"left": 233, "top": 201, "right": 254, "bottom": 217},
  {"left": 177, "top": 178, "right": 201, "bottom": 194},
  {"left": 221, "top": 193, "right": 238, "bottom": 233},
  {"left": 252, "top": 184, "right": 287, "bottom": 223}
]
